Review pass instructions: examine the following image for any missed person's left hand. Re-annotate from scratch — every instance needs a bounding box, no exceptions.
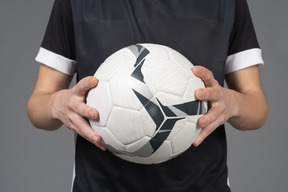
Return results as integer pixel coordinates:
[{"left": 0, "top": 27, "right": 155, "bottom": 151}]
[{"left": 192, "top": 66, "right": 236, "bottom": 147}]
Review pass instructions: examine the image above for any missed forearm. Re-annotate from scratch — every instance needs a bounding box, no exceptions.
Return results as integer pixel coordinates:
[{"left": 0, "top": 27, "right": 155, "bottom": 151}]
[
  {"left": 27, "top": 91, "right": 63, "bottom": 130},
  {"left": 227, "top": 88, "right": 268, "bottom": 130}
]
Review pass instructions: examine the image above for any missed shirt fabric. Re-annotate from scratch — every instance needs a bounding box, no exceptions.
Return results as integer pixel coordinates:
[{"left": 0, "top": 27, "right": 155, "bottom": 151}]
[{"left": 36, "top": 0, "right": 264, "bottom": 191}]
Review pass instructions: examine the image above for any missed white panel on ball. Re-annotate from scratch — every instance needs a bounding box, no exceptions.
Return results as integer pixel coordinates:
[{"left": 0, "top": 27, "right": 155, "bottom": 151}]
[
  {"left": 109, "top": 67, "right": 143, "bottom": 111},
  {"left": 125, "top": 136, "right": 152, "bottom": 153},
  {"left": 95, "top": 49, "right": 133, "bottom": 81},
  {"left": 166, "top": 47, "right": 195, "bottom": 77},
  {"left": 171, "top": 122, "right": 201, "bottom": 155},
  {"left": 97, "top": 126, "right": 126, "bottom": 152},
  {"left": 87, "top": 81, "right": 113, "bottom": 127},
  {"left": 145, "top": 60, "right": 190, "bottom": 97},
  {"left": 107, "top": 107, "right": 145, "bottom": 145}
]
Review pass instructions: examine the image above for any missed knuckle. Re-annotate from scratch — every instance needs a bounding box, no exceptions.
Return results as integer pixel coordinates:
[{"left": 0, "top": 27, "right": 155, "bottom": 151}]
[
  {"left": 214, "top": 88, "right": 222, "bottom": 101},
  {"left": 66, "top": 94, "right": 75, "bottom": 109},
  {"left": 74, "top": 103, "right": 87, "bottom": 117},
  {"left": 69, "top": 124, "right": 77, "bottom": 132},
  {"left": 219, "top": 104, "right": 226, "bottom": 112},
  {"left": 215, "top": 108, "right": 223, "bottom": 119},
  {"left": 199, "top": 116, "right": 207, "bottom": 127},
  {"left": 67, "top": 100, "right": 73, "bottom": 109},
  {"left": 70, "top": 85, "right": 77, "bottom": 95},
  {"left": 218, "top": 115, "right": 226, "bottom": 125},
  {"left": 214, "top": 79, "right": 220, "bottom": 86},
  {"left": 205, "top": 71, "right": 213, "bottom": 82},
  {"left": 218, "top": 89, "right": 224, "bottom": 100},
  {"left": 73, "top": 102, "right": 81, "bottom": 113},
  {"left": 204, "top": 89, "right": 210, "bottom": 99},
  {"left": 205, "top": 115, "right": 212, "bottom": 125},
  {"left": 66, "top": 113, "right": 74, "bottom": 123},
  {"left": 207, "top": 70, "right": 213, "bottom": 78},
  {"left": 81, "top": 105, "right": 90, "bottom": 117},
  {"left": 87, "top": 77, "right": 95, "bottom": 87},
  {"left": 65, "top": 118, "right": 76, "bottom": 131}
]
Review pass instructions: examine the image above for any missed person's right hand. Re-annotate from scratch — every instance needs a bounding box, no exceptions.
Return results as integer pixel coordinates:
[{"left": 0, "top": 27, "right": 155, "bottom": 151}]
[{"left": 52, "top": 76, "right": 106, "bottom": 151}]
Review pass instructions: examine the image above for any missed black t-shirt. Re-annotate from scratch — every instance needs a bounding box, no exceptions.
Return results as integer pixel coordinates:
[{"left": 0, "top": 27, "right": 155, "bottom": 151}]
[{"left": 36, "top": 0, "right": 264, "bottom": 191}]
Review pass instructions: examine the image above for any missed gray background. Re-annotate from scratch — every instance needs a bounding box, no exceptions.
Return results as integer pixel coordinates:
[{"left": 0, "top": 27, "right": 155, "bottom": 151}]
[{"left": 0, "top": 0, "right": 287, "bottom": 191}]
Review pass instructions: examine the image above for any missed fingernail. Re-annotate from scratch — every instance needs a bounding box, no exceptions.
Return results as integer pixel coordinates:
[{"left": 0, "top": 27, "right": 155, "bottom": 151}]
[
  {"left": 194, "top": 140, "right": 201, "bottom": 147},
  {"left": 196, "top": 90, "right": 205, "bottom": 99},
  {"left": 197, "top": 90, "right": 204, "bottom": 98},
  {"left": 200, "top": 117, "right": 206, "bottom": 127},
  {"left": 100, "top": 146, "right": 107, "bottom": 151},
  {"left": 89, "top": 110, "right": 95, "bottom": 119},
  {"left": 193, "top": 67, "right": 201, "bottom": 74},
  {"left": 93, "top": 136, "right": 98, "bottom": 144}
]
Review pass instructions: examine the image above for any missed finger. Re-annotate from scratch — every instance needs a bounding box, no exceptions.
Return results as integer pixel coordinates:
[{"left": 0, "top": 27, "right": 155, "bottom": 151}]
[
  {"left": 94, "top": 137, "right": 107, "bottom": 151},
  {"left": 72, "top": 101, "right": 99, "bottom": 120},
  {"left": 79, "top": 124, "right": 106, "bottom": 151},
  {"left": 195, "top": 87, "right": 222, "bottom": 102},
  {"left": 193, "top": 119, "right": 220, "bottom": 147},
  {"left": 69, "top": 113, "right": 106, "bottom": 151},
  {"left": 192, "top": 66, "right": 218, "bottom": 87},
  {"left": 197, "top": 106, "right": 224, "bottom": 128},
  {"left": 73, "top": 76, "right": 98, "bottom": 96}
]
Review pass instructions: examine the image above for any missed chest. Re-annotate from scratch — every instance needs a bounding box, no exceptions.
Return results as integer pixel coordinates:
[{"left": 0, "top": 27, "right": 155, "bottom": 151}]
[{"left": 71, "top": 0, "right": 235, "bottom": 85}]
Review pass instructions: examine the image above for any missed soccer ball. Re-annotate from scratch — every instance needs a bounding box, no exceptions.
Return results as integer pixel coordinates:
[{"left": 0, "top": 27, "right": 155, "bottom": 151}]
[{"left": 87, "top": 44, "right": 207, "bottom": 164}]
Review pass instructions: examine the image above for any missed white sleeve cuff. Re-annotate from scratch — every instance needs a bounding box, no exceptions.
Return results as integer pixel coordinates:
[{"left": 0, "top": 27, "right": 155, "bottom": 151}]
[
  {"left": 225, "top": 48, "right": 264, "bottom": 74},
  {"left": 35, "top": 47, "right": 77, "bottom": 75}
]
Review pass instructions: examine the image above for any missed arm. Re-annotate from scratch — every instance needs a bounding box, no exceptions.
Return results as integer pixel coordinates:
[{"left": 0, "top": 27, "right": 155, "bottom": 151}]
[
  {"left": 27, "top": 64, "right": 106, "bottom": 150},
  {"left": 192, "top": 65, "right": 268, "bottom": 147},
  {"left": 225, "top": 65, "right": 268, "bottom": 130},
  {"left": 27, "top": 64, "right": 73, "bottom": 130}
]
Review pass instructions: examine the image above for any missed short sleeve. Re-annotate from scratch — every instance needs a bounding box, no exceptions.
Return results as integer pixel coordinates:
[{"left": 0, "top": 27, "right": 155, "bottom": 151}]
[
  {"left": 35, "top": 0, "right": 76, "bottom": 75},
  {"left": 225, "top": 0, "right": 264, "bottom": 73}
]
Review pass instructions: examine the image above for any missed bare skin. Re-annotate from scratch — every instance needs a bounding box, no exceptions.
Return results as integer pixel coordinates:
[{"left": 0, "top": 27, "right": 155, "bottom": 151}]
[
  {"left": 27, "top": 65, "right": 105, "bottom": 150},
  {"left": 192, "top": 65, "right": 268, "bottom": 147},
  {"left": 27, "top": 64, "right": 268, "bottom": 149}
]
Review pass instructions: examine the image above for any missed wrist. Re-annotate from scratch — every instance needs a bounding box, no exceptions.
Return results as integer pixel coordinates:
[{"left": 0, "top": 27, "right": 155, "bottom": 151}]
[
  {"left": 225, "top": 88, "right": 241, "bottom": 122},
  {"left": 50, "top": 90, "right": 67, "bottom": 122}
]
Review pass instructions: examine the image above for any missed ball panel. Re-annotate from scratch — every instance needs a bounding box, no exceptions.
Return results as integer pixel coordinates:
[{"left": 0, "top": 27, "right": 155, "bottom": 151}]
[
  {"left": 95, "top": 50, "right": 126, "bottom": 81},
  {"left": 166, "top": 46, "right": 196, "bottom": 77},
  {"left": 117, "top": 140, "right": 173, "bottom": 164},
  {"left": 140, "top": 44, "right": 170, "bottom": 63},
  {"left": 109, "top": 67, "right": 144, "bottom": 110},
  {"left": 139, "top": 107, "right": 157, "bottom": 137},
  {"left": 96, "top": 126, "right": 126, "bottom": 152},
  {"left": 125, "top": 136, "right": 152, "bottom": 153},
  {"left": 186, "top": 115, "right": 203, "bottom": 125},
  {"left": 95, "top": 48, "right": 137, "bottom": 81},
  {"left": 87, "top": 81, "right": 113, "bottom": 127},
  {"left": 146, "top": 141, "right": 173, "bottom": 164},
  {"left": 182, "top": 78, "right": 198, "bottom": 101},
  {"left": 107, "top": 107, "right": 145, "bottom": 145},
  {"left": 142, "top": 60, "right": 190, "bottom": 97},
  {"left": 154, "top": 91, "right": 187, "bottom": 107},
  {"left": 165, "top": 118, "right": 187, "bottom": 140},
  {"left": 171, "top": 122, "right": 201, "bottom": 155}
]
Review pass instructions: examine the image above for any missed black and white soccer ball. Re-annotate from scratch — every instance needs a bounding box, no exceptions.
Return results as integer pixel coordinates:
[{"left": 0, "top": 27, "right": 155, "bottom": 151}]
[{"left": 87, "top": 44, "right": 207, "bottom": 164}]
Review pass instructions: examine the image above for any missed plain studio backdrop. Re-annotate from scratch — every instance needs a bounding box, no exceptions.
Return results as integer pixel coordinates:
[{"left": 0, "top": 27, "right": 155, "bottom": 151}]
[{"left": 0, "top": 1, "right": 287, "bottom": 191}]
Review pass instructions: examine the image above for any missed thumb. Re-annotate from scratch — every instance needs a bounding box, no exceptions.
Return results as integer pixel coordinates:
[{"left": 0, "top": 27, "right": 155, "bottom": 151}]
[
  {"left": 192, "top": 66, "right": 218, "bottom": 87},
  {"left": 73, "top": 76, "right": 98, "bottom": 96}
]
